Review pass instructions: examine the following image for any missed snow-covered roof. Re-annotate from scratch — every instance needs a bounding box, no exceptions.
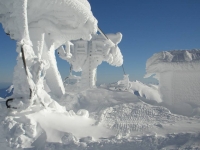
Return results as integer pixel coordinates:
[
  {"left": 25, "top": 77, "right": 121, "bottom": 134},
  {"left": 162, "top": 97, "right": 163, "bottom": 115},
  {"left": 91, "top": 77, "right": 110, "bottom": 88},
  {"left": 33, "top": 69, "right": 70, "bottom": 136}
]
[
  {"left": 146, "top": 49, "right": 200, "bottom": 77},
  {"left": 0, "top": 0, "right": 97, "bottom": 42}
]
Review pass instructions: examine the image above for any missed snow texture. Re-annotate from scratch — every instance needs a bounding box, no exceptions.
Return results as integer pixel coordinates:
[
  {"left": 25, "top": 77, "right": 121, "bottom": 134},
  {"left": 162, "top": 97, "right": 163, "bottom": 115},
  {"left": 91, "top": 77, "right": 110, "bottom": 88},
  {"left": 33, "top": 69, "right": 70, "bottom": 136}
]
[
  {"left": 0, "top": 0, "right": 97, "bottom": 106},
  {"left": 146, "top": 49, "right": 200, "bottom": 76},
  {"left": 103, "top": 75, "right": 162, "bottom": 103},
  {"left": 2, "top": 85, "right": 200, "bottom": 149},
  {"left": 58, "top": 32, "right": 123, "bottom": 88},
  {"left": 1, "top": 1, "right": 200, "bottom": 150},
  {"left": 146, "top": 50, "right": 200, "bottom": 116},
  {"left": 1, "top": 80, "right": 200, "bottom": 149}
]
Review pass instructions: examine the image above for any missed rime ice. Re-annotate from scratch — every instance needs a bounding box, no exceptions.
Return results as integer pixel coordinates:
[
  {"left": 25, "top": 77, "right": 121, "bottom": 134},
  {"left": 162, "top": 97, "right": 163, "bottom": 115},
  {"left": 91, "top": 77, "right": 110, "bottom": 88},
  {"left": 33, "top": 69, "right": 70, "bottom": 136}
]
[
  {"left": 146, "top": 50, "right": 200, "bottom": 116},
  {"left": 57, "top": 33, "right": 123, "bottom": 88},
  {"left": 0, "top": 1, "right": 200, "bottom": 150}
]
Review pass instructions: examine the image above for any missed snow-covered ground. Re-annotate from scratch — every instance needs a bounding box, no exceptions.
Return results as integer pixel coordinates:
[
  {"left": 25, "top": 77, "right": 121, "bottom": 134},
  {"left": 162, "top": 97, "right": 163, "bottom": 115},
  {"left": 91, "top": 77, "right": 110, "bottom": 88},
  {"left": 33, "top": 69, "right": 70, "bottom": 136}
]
[{"left": 1, "top": 80, "right": 200, "bottom": 150}]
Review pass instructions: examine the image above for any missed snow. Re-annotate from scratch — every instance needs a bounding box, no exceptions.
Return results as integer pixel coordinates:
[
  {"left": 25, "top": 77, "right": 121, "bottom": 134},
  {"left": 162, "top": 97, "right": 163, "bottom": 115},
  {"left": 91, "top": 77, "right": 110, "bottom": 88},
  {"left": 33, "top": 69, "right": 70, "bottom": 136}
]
[
  {"left": 0, "top": 0, "right": 97, "bottom": 103},
  {"left": 58, "top": 32, "right": 123, "bottom": 88},
  {"left": 1, "top": 85, "right": 200, "bottom": 149},
  {"left": 103, "top": 75, "right": 161, "bottom": 103},
  {"left": 28, "top": 109, "right": 113, "bottom": 143},
  {"left": 145, "top": 49, "right": 200, "bottom": 77},
  {"left": 145, "top": 50, "right": 200, "bottom": 117},
  {"left": 0, "top": 0, "right": 200, "bottom": 150}
]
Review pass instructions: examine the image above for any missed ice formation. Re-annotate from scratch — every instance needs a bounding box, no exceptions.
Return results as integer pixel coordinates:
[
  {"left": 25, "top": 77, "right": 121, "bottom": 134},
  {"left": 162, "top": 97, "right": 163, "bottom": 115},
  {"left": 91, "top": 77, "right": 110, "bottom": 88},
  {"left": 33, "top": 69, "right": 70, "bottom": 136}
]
[
  {"left": 110, "top": 74, "right": 132, "bottom": 91},
  {"left": 1, "top": 0, "right": 200, "bottom": 150},
  {"left": 58, "top": 32, "right": 123, "bottom": 88},
  {"left": 146, "top": 50, "right": 200, "bottom": 116},
  {"left": 0, "top": 0, "right": 97, "bottom": 106},
  {"left": 102, "top": 75, "right": 162, "bottom": 103},
  {"left": 0, "top": 0, "right": 98, "bottom": 148}
]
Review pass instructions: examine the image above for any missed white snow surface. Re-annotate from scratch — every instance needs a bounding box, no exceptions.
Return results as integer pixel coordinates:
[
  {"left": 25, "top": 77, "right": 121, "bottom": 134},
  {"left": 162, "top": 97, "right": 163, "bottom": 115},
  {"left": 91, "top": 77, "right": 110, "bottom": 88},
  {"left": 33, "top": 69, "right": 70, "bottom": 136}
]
[
  {"left": 145, "top": 50, "right": 200, "bottom": 117},
  {"left": 1, "top": 85, "right": 200, "bottom": 149},
  {"left": 145, "top": 49, "right": 200, "bottom": 77}
]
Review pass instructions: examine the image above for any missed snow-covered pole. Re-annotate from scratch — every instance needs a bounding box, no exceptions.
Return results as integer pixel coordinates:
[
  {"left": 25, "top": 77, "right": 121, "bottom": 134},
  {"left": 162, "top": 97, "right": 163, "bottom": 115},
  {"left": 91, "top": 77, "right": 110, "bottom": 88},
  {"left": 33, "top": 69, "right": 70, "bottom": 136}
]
[
  {"left": 98, "top": 27, "right": 115, "bottom": 47},
  {"left": 15, "top": 0, "right": 31, "bottom": 45},
  {"left": 98, "top": 27, "right": 125, "bottom": 75},
  {"left": 12, "top": 0, "right": 36, "bottom": 106},
  {"left": 16, "top": 0, "right": 34, "bottom": 93}
]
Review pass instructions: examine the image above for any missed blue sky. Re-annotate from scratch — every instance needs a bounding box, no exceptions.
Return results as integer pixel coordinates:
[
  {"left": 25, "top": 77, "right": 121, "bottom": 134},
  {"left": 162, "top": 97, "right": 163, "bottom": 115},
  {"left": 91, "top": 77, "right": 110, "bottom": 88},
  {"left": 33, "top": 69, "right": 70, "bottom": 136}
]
[{"left": 0, "top": 0, "right": 200, "bottom": 88}]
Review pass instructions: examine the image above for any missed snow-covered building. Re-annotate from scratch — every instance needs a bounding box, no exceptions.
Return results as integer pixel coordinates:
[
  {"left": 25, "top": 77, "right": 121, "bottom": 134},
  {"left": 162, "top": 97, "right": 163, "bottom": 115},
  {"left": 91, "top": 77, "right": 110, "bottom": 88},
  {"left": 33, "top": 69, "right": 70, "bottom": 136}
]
[{"left": 145, "top": 50, "right": 200, "bottom": 114}]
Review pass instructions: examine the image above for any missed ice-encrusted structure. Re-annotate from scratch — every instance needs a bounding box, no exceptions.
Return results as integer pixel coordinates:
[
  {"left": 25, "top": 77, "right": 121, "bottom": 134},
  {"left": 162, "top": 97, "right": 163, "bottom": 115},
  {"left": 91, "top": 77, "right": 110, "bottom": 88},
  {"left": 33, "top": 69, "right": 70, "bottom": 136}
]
[
  {"left": 0, "top": 1, "right": 98, "bottom": 148},
  {"left": 0, "top": 0, "right": 97, "bottom": 106},
  {"left": 58, "top": 33, "right": 123, "bottom": 88},
  {"left": 145, "top": 50, "right": 200, "bottom": 115}
]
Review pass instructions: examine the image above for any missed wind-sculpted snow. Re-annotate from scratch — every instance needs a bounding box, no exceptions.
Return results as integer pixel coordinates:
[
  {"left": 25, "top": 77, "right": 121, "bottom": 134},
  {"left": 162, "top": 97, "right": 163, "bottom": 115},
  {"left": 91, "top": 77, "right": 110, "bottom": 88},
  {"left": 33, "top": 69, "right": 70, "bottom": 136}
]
[
  {"left": 103, "top": 75, "right": 161, "bottom": 103},
  {"left": 98, "top": 103, "right": 188, "bottom": 133},
  {"left": 0, "top": 0, "right": 97, "bottom": 41},
  {"left": 130, "top": 81, "right": 161, "bottom": 103}
]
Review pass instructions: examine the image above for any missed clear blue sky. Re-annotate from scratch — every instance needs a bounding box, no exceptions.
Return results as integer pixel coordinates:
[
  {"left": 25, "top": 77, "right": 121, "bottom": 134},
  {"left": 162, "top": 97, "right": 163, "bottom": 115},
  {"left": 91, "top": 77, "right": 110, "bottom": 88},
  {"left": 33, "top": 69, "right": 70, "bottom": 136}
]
[{"left": 0, "top": 0, "right": 200, "bottom": 88}]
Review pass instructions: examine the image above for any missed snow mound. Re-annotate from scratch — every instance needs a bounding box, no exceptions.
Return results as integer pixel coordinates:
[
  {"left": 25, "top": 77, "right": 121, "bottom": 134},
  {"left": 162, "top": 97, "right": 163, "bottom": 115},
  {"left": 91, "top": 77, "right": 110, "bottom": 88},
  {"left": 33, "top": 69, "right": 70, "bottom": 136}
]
[
  {"left": 130, "top": 81, "right": 161, "bottom": 103},
  {"left": 102, "top": 75, "right": 161, "bottom": 103},
  {"left": 98, "top": 102, "right": 187, "bottom": 133}
]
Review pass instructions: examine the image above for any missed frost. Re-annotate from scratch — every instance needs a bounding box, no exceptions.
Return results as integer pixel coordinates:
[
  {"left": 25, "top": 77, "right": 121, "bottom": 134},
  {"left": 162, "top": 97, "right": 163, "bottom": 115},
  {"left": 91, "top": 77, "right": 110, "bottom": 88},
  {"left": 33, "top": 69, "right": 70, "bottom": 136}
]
[
  {"left": 146, "top": 50, "right": 200, "bottom": 116},
  {"left": 58, "top": 32, "right": 123, "bottom": 89},
  {"left": 0, "top": 1, "right": 200, "bottom": 150},
  {"left": 146, "top": 49, "right": 200, "bottom": 76},
  {"left": 0, "top": 0, "right": 98, "bottom": 106}
]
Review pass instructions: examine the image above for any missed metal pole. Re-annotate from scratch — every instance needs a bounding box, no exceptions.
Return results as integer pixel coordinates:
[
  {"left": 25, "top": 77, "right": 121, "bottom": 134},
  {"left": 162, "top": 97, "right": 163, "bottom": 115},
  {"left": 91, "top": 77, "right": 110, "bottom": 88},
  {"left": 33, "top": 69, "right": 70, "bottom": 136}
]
[
  {"left": 122, "top": 64, "right": 126, "bottom": 75},
  {"left": 98, "top": 27, "right": 109, "bottom": 40},
  {"left": 21, "top": 46, "right": 32, "bottom": 98}
]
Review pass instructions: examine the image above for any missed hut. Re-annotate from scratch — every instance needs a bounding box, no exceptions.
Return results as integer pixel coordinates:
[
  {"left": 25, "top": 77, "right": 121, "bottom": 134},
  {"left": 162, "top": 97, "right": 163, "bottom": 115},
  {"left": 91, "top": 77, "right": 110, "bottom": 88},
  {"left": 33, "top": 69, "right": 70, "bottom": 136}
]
[{"left": 145, "top": 50, "right": 200, "bottom": 115}]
